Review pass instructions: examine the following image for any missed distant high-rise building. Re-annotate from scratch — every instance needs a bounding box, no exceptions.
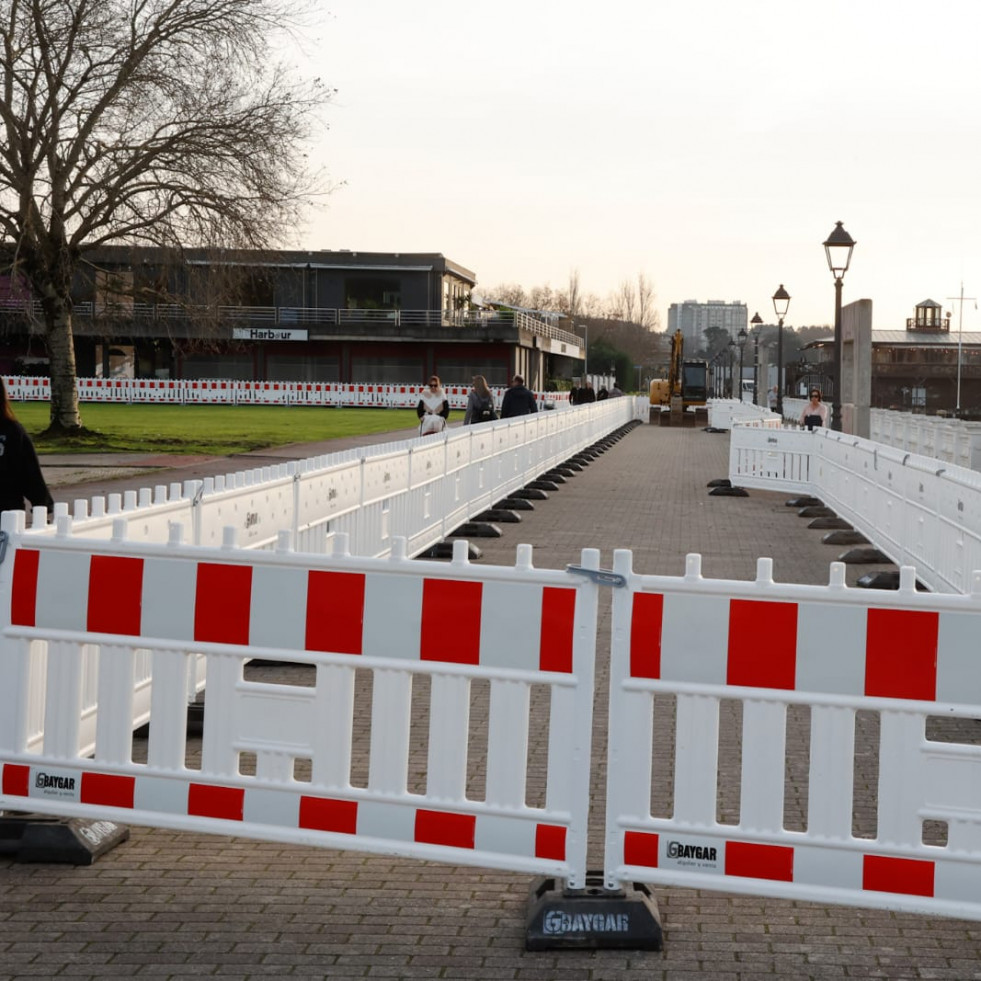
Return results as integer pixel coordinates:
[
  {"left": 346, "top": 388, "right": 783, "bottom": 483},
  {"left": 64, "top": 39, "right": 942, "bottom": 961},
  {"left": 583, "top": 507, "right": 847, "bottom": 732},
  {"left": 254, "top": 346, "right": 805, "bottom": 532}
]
[{"left": 667, "top": 300, "right": 748, "bottom": 350}]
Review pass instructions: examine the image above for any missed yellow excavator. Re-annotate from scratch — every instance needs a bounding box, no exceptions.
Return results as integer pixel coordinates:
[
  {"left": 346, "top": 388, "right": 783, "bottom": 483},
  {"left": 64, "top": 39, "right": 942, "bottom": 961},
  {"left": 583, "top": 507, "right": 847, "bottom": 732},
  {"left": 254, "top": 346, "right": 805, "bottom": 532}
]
[{"left": 649, "top": 330, "right": 708, "bottom": 422}]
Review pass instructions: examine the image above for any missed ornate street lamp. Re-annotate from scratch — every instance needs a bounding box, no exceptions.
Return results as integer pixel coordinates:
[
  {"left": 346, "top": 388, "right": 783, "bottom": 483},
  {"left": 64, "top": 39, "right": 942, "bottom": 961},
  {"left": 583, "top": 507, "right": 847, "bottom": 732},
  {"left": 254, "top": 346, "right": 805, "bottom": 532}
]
[
  {"left": 772, "top": 285, "right": 791, "bottom": 416},
  {"left": 737, "top": 327, "right": 747, "bottom": 401},
  {"left": 750, "top": 311, "right": 763, "bottom": 405},
  {"left": 823, "top": 221, "right": 856, "bottom": 432}
]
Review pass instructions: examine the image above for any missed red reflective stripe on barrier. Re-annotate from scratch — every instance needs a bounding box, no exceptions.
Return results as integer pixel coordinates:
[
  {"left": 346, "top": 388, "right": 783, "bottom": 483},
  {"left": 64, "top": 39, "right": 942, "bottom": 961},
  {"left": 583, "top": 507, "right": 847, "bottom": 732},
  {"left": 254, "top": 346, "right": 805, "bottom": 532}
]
[
  {"left": 298, "top": 796, "right": 358, "bottom": 834},
  {"left": 421, "top": 580, "right": 481, "bottom": 664},
  {"left": 725, "top": 841, "right": 794, "bottom": 881},
  {"left": 540, "top": 587, "right": 575, "bottom": 673},
  {"left": 305, "top": 571, "right": 365, "bottom": 654},
  {"left": 10, "top": 549, "right": 39, "bottom": 626},
  {"left": 623, "top": 830, "right": 659, "bottom": 867},
  {"left": 194, "top": 563, "right": 252, "bottom": 645},
  {"left": 88, "top": 555, "right": 143, "bottom": 635},
  {"left": 1, "top": 763, "right": 29, "bottom": 797},
  {"left": 188, "top": 783, "right": 244, "bottom": 821},
  {"left": 535, "top": 824, "right": 567, "bottom": 860},
  {"left": 415, "top": 809, "right": 475, "bottom": 849},
  {"left": 863, "top": 854, "right": 934, "bottom": 897},
  {"left": 728, "top": 600, "right": 797, "bottom": 690},
  {"left": 865, "top": 609, "right": 938, "bottom": 700},
  {"left": 630, "top": 592, "right": 664, "bottom": 679},
  {"left": 81, "top": 772, "right": 135, "bottom": 808}
]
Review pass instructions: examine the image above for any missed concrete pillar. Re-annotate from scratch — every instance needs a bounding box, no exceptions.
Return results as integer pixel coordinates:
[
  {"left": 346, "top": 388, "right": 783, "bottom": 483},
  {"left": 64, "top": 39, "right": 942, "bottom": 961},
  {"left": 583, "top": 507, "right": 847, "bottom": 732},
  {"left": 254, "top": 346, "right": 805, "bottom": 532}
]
[{"left": 841, "top": 299, "right": 872, "bottom": 438}]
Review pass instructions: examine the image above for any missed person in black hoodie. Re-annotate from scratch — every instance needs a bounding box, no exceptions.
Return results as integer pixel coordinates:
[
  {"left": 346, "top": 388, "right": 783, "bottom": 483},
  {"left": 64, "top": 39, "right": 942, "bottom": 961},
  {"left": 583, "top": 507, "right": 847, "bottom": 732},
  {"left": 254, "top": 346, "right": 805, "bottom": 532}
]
[
  {"left": 499, "top": 375, "right": 537, "bottom": 418},
  {"left": 0, "top": 377, "right": 54, "bottom": 515}
]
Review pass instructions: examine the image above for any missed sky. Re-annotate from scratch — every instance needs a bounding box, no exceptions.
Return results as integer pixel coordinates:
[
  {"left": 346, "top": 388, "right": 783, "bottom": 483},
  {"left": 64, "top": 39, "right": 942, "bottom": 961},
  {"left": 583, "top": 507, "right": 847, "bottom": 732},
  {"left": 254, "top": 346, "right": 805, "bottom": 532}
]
[{"left": 290, "top": 0, "right": 981, "bottom": 332}]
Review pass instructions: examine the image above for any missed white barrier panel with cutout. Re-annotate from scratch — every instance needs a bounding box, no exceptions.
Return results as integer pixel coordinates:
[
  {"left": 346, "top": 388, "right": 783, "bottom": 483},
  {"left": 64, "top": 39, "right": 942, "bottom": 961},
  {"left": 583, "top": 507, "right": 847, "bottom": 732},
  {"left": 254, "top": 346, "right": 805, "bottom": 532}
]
[
  {"left": 604, "top": 548, "right": 981, "bottom": 921},
  {"left": 0, "top": 523, "right": 600, "bottom": 888}
]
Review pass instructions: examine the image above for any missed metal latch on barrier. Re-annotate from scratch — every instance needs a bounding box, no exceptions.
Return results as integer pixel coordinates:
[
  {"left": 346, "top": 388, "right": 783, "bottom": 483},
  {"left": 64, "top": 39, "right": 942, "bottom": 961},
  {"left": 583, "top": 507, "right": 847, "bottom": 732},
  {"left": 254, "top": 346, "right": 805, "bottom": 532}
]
[{"left": 566, "top": 565, "right": 626, "bottom": 588}]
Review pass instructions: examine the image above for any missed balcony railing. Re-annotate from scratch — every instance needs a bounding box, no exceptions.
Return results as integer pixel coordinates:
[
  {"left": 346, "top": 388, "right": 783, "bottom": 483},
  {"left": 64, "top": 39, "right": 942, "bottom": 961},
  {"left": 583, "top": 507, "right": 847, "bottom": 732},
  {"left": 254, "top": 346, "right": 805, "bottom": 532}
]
[{"left": 0, "top": 299, "right": 585, "bottom": 350}]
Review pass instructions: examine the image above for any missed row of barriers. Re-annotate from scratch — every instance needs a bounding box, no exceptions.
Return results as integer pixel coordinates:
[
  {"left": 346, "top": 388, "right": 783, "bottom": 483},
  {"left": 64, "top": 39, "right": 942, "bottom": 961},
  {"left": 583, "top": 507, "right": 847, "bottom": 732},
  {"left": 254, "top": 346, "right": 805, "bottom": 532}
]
[
  {"left": 707, "top": 400, "right": 781, "bottom": 430},
  {"left": 781, "top": 399, "right": 981, "bottom": 474},
  {"left": 728, "top": 423, "right": 981, "bottom": 595},
  {"left": 3, "top": 514, "right": 981, "bottom": 923},
  {"left": 6, "top": 375, "right": 571, "bottom": 410},
  {"left": 39, "top": 398, "right": 640, "bottom": 556}
]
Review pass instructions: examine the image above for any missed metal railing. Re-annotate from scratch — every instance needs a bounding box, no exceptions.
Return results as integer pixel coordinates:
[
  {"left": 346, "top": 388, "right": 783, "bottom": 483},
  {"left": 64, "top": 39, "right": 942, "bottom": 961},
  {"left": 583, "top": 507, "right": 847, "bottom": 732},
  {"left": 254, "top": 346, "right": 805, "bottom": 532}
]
[{"left": 0, "top": 298, "right": 585, "bottom": 349}]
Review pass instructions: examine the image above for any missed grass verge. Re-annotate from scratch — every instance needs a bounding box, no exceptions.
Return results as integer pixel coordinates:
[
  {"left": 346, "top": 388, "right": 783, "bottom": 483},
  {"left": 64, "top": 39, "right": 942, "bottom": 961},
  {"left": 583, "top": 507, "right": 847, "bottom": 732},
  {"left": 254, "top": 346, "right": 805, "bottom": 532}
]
[{"left": 17, "top": 403, "right": 422, "bottom": 455}]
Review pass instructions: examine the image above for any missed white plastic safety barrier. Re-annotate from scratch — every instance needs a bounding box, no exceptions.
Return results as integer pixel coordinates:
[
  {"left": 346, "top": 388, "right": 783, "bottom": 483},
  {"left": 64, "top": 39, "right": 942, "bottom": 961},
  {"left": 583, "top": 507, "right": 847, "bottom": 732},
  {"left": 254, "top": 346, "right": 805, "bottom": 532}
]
[
  {"left": 729, "top": 425, "right": 981, "bottom": 594},
  {"left": 0, "top": 520, "right": 600, "bottom": 888},
  {"left": 605, "top": 549, "right": 981, "bottom": 921},
  {"left": 707, "top": 400, "right": 782, "bottom": 430},
  {"left": 28, "top": 399, "right": 638, "bottom": 558}
]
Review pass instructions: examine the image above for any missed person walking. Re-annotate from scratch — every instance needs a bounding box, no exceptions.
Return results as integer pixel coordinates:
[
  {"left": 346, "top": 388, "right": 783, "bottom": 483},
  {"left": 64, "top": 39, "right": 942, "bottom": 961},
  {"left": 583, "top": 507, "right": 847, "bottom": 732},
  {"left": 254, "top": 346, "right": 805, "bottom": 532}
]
[
  {"left": 580, "top": 381, "right": 596, "bottom": 404},
  {"left": 799, "top": 388, "right": 829, "bottom": 430},
  {"left": 0, "top": 377, "right": 54, "bottom": 515},
  {"left": 416, "top": 375, "right": 450, "bottom": 435},
  {"left": 499, "top": 375, "right": 537, "bottom": 418},
  {"left": 463, "top": 375, "right": 497, "bottom": 425}
]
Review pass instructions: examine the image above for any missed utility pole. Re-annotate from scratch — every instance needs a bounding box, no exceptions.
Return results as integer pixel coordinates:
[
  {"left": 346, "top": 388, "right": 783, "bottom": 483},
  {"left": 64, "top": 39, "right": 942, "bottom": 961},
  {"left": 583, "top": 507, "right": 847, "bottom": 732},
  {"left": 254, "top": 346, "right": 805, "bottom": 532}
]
[{"left": 948, "top": 284, "right": 976, "bottom": 417}]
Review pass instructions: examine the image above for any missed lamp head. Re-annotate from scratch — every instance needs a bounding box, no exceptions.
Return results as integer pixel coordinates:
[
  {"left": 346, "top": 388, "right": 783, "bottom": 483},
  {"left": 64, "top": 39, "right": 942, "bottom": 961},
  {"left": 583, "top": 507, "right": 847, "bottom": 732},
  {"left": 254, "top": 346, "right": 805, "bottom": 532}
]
[
  {"left": 772, "top": 284, "right": 791, "bottom": 319},
  {"left": 823, "top": 221, "right": 856, "bottom": 279}
]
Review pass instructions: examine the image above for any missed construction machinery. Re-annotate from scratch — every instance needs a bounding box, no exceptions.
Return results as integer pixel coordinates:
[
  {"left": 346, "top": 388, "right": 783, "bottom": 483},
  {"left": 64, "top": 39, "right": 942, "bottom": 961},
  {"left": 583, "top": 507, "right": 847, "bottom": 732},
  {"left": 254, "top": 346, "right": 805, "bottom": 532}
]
[{"left": 649, "top": 329, "right": 708, "bottom": 424}]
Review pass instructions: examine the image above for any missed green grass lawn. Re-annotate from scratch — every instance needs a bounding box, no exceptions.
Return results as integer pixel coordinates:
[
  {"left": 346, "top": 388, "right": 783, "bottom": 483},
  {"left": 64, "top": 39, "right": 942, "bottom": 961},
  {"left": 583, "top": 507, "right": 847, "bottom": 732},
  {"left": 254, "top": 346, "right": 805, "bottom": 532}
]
[{"left": 15, "top": 402, "right": 423, "bottom": 455}]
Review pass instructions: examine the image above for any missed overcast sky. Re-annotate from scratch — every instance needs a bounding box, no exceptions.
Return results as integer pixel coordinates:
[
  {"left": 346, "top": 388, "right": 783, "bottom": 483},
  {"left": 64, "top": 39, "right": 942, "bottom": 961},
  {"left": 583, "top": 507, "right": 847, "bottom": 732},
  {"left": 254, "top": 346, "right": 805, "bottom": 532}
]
[{"left": 296, "top": 0, "right": 981, "bottom": 331}]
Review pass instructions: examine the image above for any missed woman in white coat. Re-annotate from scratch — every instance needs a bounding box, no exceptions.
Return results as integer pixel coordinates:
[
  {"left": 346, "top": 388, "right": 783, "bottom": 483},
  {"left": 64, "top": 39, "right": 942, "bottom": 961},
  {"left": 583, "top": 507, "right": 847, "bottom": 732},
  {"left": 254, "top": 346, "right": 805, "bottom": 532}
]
[{"left": 416, "top": 375, "right": 450, "bottom": 434}]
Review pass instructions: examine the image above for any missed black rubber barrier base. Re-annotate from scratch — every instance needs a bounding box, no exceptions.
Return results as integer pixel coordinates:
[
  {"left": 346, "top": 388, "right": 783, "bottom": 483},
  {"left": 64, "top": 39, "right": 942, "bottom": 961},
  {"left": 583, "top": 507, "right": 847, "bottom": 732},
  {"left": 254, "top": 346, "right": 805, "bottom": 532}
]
[
  {"left": 417, "top": 542, "right": 482, "bottom": 560},
  {"left": 525, "top": 873, "right": 663, "bottom": 951},
  {"left": 0, "top": 813, "right": 129, "bottom": 865},
  {"left": 450, "top": 522, "right": 503, "bottom": 538},
  {"left": 709, "top": 486, "right": 749, "bottom": 497},
  {"left": 822, "top": 530, "right": 869, "bottom": 545},
  {"left": 838, "top": 547, "right": 891, "bottom": 564},
  {"left": 786, "top": 496, "right": 823, "bottom": 507}
]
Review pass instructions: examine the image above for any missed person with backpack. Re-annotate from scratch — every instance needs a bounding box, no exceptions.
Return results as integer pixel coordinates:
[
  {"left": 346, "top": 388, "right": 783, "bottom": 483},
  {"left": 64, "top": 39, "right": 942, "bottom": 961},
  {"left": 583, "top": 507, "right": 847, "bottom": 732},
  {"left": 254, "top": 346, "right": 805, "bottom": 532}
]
[{"left": 463, "top": 374, "right": 498, "bottom": 425}]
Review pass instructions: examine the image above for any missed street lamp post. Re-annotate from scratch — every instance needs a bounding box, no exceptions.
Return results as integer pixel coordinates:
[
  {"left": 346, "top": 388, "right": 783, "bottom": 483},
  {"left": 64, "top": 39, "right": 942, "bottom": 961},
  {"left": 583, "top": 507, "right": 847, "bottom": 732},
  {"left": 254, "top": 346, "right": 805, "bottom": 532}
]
[
  {"left": 737, "top": 327, "right": 747, "bottom": 401},
  {"left": 823, "top": 222, "right": 856, "bottom": 432},
  {"left": 727, "top": 337, "right": 735, "bottom": 398},
  {"left": 772, "top": 285, "right": 791, "bottom": 416},
  {"left": 750, "top": 311, "right": 763, "bottom": 405}
]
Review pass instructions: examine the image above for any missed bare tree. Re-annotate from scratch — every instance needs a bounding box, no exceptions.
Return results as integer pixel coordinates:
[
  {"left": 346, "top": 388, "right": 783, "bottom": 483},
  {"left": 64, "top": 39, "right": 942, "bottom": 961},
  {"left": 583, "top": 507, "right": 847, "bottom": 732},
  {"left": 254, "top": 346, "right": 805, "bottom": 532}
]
[
  {"left": 0, "top": 0, "right": 330, "bottom": 432},
  {"left": 527, "top": 283, "right": 555, "bottom": 312},
  {"left": 487, "top": 283, "right": 527, "bottom": 307},
  {"left": 636, "top": 272, "right": 659, "bottom": 331},
  {"left": 564, "top": 268, "right": 582, "bottom": 321}
]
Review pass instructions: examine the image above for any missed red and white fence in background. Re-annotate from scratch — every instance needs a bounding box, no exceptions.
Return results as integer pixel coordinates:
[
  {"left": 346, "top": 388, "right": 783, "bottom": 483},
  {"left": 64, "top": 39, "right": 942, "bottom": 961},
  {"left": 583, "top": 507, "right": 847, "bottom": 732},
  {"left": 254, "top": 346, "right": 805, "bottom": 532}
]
[
  {"left": 5, "top": 375, "right": 571, "bottom": 410},
  {"left": 3, "top": 503, "right": 981, "bottom": 924}
]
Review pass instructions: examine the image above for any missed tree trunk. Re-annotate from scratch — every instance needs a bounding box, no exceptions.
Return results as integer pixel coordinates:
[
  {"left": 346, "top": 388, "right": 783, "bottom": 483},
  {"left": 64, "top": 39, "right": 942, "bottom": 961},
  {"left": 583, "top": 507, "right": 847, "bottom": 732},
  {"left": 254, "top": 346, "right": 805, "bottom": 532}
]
[{"left": 41, "top": 289, "right": 82, "bottom": 433}]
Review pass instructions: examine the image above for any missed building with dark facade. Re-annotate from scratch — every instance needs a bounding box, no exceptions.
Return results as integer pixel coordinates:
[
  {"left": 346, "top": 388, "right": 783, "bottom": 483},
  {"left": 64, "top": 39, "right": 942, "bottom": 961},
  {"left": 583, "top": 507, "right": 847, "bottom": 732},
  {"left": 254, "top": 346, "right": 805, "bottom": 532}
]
[
  {"left": 0, "top": 246, "right": 584, "bottom": 389},
  {"left": 792, "top": 300, "right": 981, "bottom": 416}
]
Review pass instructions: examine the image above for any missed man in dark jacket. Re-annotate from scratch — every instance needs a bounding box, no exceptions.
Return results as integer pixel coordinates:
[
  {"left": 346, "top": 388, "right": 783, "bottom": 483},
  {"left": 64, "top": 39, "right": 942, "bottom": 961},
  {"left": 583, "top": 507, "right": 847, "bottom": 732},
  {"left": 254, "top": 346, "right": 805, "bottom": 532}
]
[{"left": 499, "top": 375, "right": 537, "bottom": 418}]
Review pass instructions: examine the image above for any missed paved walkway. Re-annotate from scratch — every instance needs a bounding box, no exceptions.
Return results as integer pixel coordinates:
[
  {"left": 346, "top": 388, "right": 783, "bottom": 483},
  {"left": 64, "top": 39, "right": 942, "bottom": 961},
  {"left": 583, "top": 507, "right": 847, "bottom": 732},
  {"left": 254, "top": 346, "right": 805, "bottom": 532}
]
[{"left": 3, "top": 423, "right": 978, "bottom": 980}]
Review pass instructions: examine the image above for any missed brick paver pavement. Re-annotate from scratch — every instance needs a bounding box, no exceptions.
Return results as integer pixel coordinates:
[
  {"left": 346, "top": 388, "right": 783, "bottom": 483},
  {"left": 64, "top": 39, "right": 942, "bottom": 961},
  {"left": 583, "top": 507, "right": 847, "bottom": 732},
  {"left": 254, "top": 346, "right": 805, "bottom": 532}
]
[{"left": 4, "top": 422, "right": 981, "bottom": 980}]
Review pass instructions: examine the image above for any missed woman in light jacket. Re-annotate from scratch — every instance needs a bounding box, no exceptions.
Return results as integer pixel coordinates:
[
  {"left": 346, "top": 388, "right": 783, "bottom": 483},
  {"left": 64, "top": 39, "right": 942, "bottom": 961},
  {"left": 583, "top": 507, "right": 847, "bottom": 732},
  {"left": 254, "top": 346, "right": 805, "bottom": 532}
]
[{"left": 416, "top": 375, "right": 450, "bottom": 434}]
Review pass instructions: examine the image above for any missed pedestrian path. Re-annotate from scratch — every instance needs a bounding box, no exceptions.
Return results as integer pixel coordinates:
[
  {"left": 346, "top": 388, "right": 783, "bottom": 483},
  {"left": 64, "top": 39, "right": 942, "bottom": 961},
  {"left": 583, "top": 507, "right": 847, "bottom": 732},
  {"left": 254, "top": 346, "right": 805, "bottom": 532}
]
[{"left": 4, "top": 423, "right": 978, "bottom": 981}]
